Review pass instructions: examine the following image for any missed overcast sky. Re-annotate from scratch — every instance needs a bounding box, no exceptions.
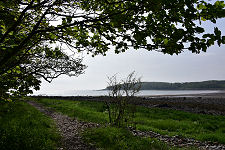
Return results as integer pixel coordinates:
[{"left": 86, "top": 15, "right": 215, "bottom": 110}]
[{"left": 33, "top": 17, "right": 225, "bottom": 95}]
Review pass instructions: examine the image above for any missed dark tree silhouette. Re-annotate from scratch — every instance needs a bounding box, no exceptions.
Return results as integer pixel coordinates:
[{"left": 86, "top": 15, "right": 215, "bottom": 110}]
[{"left": 0, "top": 0, "right": 224, "bottom": 100}]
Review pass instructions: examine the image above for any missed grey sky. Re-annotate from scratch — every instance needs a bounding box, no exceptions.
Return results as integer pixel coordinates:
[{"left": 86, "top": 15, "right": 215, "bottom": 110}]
[{"left": 33, "top": 16, "right": 225, "bottom": 95}]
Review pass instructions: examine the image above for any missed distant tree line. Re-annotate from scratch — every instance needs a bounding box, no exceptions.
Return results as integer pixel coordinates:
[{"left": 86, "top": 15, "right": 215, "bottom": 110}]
[{"left": 106, "top": 80, "right": 225, "bottom": 90}]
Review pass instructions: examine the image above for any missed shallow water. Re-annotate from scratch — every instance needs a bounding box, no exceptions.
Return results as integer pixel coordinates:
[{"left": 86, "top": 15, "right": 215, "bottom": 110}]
[{"left": 33, "top": 90, "right": 220, "bottom": 96}]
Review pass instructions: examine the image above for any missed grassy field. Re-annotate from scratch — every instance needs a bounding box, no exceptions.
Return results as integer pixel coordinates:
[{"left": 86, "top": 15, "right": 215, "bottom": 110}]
[
  {"left": 0, "top": 100, "right": 61, "bottom": 150},
  {"left": 33, "top": 98, "right": 225, "bottom": 145},
  {"left": 135, "top": 106, "right": 225, "bottom": 143}
]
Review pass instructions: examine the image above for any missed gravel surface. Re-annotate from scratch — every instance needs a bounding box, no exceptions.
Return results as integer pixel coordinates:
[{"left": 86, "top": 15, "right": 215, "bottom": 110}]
[
  {"left": 27, "top": 101, "right": 99, "bottom": 150},
  {"left": 129, "top": 128, "right": 225, "bottom": 150}
]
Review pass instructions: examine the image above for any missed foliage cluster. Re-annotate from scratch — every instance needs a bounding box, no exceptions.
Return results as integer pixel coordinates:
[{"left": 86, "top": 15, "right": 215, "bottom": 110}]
[
  {"left": 1, "top": 0, "right": 225, "bottom": 100},
  {"left": 0, "top": 101, "right": 61, "bottom": 150}
]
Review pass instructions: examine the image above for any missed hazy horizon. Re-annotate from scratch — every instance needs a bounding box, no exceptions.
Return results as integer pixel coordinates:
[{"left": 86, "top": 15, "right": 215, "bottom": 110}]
[{"left": 33, "top": 16, "right": 225, "bottom": 95}]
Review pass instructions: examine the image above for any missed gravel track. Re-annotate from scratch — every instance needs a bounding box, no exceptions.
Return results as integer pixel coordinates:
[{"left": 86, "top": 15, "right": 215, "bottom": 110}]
[
  {"left": 130, "top": 129, "right": 225, "bottom": 150},
  {"left": 27, "top": 101, "right": 98, "bottom": 150}
]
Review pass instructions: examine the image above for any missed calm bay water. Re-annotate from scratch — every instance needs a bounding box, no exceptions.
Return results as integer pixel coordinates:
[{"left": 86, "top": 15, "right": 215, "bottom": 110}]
[{"left": 33, "top": 90, "right": 220, "bottom": 96}]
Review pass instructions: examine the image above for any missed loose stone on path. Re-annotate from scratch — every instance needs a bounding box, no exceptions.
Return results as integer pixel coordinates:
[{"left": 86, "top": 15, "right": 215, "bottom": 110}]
[
  {"left": 130, "top": 129, "right": 225, "bottom": 150},
  {"left": 27, "top": 101, "right": 98, "bottom": 150}
]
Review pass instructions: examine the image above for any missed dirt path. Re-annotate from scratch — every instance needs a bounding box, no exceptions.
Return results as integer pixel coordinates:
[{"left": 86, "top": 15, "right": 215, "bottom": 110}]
[{"left": 27, "top": 101, "right": 98, "bottom": 150}]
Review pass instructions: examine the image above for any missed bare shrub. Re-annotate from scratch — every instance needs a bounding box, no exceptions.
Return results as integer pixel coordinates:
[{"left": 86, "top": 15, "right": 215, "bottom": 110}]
[{"left": 105, "top": 71, "right": 141, "bottom": 128}]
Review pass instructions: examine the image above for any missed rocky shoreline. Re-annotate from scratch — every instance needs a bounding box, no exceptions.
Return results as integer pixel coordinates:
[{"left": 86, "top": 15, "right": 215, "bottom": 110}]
[{"left": 32, "top": 91, "right": 225, "bottom": 116}]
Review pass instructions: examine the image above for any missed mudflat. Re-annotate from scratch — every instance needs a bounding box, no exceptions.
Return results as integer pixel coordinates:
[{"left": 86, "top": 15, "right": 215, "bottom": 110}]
[
  {"left": 32, "top": 91, "right": 225, "bottom": 116},
  {"left": 140, "top": 91, "right": 225, "bottom": 115}
]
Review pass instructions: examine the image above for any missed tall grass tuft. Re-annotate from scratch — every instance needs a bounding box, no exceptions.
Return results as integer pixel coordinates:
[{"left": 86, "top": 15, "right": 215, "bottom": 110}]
[
  {"left": 0, "top": 101, "right": 61, "bottom": 150},
  {"left": 83, "top": 127, "right": 171, "bottom": 150}
]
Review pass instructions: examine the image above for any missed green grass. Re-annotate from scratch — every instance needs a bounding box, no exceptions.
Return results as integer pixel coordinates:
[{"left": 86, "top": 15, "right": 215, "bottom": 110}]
[
  {"left": 33, "top": 98, "right": 109, "bottom": 123},
  {"left": 0, "top": 100, "right": 61, "bottom": 150},
  {"left": 33, "top": 98, "right": 225, "bottom": 144},
  {"left": 83, "top": 127, "right": 178, "bottom": 150},
  {"left": 135, "top": 107, "right": 225, "bottom": 144}
]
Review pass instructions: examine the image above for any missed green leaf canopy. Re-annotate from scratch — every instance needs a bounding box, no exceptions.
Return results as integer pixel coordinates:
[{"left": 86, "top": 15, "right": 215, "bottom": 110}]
[{"left": 0, "top": 0, "right": 224, "bottom": 100}]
